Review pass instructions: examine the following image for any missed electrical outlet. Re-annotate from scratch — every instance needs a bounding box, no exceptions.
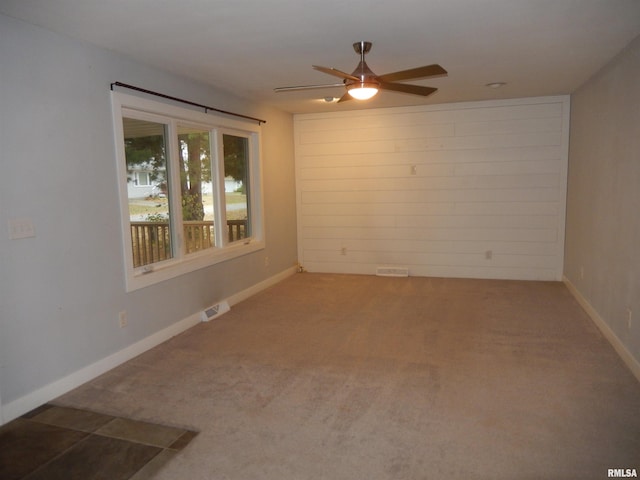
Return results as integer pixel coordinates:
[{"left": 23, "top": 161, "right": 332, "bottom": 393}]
[
  {"left": 264, "top": 256, "right": 270, "bottom": 267},
  {"left": 341, "top": 247, "right": 347, "bottom": 255},
  {"left": 118, "top": 311, "right": 128, "bottom": 328}
]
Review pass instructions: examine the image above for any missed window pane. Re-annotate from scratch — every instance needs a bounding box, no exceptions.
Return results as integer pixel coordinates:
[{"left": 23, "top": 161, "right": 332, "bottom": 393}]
[
  {"left": 123, "top": 117, "right": 173, "bottom": 268},
  {"left": 137, "top": 171, "right": 150, "bottom": 186},
  {"left": 178, "top": 125, "right": 215, "bottom": 253},
  {"left": 223, "top": 134, "right": 250, "bottom": 242}
]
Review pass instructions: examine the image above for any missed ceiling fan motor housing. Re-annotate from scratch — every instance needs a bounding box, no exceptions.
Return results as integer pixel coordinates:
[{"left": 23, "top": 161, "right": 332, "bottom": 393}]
[{"left": 346, "top": 60, "right": 379, "bottom": 88}]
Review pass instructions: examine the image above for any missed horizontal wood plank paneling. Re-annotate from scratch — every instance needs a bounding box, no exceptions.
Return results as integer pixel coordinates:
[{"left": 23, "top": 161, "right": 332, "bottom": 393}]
[
  {"left": 300, "top": 201, "right": 560, "bottom": 216},
  {"left": 295, "top": 96, "right": 570, "bottom": 280},
  {"left": 300, "top": 226, "right": 558, "bottom": 242},
  {"left": 301, "top": 214, "right": 558, "bottom": 230},
  {"left": 297, "top": 145, "right": 564, "bottom": 168},
  {"left": 301, "top": 187, "right": 562, "bottom": 204}
]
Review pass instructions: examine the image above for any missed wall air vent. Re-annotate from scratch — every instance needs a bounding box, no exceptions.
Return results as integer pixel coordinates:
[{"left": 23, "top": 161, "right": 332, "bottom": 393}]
[
  {"left": 201, "top": 300, "right": 230, "bottom": 322},
  {"left": 376, "top": 266, "right": 409, "bottom": 277}
]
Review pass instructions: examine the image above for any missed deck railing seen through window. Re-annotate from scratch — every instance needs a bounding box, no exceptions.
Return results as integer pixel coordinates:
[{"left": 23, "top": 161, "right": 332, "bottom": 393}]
[{"left": 130, "top": 220, "right": 247, "bottom": 268}]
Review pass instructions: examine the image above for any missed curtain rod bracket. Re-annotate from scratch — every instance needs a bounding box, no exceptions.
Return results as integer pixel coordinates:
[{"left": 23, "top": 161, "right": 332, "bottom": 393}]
[{"left": 110, "top": 82, "right": 266, "bottom": 125}]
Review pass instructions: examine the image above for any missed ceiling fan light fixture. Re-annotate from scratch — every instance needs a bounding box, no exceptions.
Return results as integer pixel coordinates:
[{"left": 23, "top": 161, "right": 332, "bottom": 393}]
[{"left": 347, "top": 82, "right": 379, "bottom": 100}]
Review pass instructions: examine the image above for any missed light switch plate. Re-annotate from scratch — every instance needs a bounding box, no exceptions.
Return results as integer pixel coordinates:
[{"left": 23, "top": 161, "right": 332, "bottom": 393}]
[{"left": 9, "top": 218, "right": 36, "bottom": 239}]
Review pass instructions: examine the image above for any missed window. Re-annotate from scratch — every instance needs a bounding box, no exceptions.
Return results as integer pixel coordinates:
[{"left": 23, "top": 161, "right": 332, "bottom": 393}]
[
  {"left": 134, "top": 171, "right": 152, "bottom": 186},
  {"left": 112, "top": 92, "right": 264, "bottom": 291}
]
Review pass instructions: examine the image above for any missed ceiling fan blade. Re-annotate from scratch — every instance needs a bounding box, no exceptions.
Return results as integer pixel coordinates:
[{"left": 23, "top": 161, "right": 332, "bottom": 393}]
[
  {"left": 274, "top": 83, "right": 345, "bottom": 92},
  {"left": 313, "top": 65, "right": 360, "bottom": 82},
  {"left": 337, "top": 92, "right": 353, "bottom": 103},
  {"left": 379, "top": 82, "right": 438, "bottom": 97},
  {"left": 377, "top": 64, "right": 447, "bottom": 83}
]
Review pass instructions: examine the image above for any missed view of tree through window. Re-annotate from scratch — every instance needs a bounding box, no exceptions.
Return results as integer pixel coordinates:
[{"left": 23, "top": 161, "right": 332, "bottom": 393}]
[
  {"left": 178, "top": 125, "right": 215, "bottom": 253},
  {"left": 123, "top": 117, "right": 173, "bottom": 267},
  {"left": 223, "top": 133, "right": 250, "bottom": 240}
]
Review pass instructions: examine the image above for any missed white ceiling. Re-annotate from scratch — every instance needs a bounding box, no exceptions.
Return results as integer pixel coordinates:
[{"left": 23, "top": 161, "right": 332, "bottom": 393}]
[{"left": 2, "top": 0, "right": 640, "bottom": 114}]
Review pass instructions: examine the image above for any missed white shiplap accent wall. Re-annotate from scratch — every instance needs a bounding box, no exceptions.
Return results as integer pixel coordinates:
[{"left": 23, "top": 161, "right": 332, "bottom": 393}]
[{"left": 294, "top": 96, "right": 570, "bottom": 280}]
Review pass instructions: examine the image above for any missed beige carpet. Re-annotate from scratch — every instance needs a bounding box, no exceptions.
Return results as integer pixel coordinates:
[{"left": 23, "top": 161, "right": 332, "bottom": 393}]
[{"left": 57, "top": 273, "right": 640, "bottom": 479}]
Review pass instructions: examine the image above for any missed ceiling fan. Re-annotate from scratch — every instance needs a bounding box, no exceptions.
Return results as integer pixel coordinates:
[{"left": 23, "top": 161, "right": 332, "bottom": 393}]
[{"left": 274, "top": 41, "right": 447, "bottom": 102}]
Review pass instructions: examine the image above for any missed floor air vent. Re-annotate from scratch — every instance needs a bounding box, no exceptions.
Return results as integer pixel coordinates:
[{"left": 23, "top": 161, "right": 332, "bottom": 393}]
[
  {"left": 376, "top": 266, "right": 409, "bottom": 277},
  {"left": 201, "top": 300, "right": 230, "bottom": 322}
]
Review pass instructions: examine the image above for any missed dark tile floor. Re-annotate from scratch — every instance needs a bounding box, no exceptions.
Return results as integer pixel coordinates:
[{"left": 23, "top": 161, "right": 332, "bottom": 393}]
[{"left": 0, "top": 404, "right": 197, "bottom": 480}]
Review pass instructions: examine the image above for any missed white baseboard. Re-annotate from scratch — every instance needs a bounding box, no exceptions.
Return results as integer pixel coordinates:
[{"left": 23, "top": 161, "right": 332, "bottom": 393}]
[
  {"left": 1, "top": 312, "right": 201, "bottom": 425},
  {"left": 0, "top": 266, "right": 298, "bottom": 425},
  {"left": 563, "top": 276, "right": 640, "bottom": 384}
]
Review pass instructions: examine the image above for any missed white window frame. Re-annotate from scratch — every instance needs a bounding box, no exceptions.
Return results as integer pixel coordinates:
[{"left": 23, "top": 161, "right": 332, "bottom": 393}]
[{"left": 111, "top": 92, "right": 264, "bottom": 292}]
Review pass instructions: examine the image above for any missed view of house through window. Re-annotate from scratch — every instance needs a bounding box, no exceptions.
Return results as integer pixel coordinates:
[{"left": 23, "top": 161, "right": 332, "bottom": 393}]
[{"left": 123, "top": 117, "right": 173, "bottom": 267}]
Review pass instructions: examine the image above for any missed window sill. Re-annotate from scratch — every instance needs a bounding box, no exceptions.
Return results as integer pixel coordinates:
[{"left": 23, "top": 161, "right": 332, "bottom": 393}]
[{"left": 125, "top": 239, "right": 265, "bottom": 292}]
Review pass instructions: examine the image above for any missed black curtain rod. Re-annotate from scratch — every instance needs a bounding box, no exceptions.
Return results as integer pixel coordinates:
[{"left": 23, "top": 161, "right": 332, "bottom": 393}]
[{"left": 110, "top": 82, "right": 266, "bottom": 125}]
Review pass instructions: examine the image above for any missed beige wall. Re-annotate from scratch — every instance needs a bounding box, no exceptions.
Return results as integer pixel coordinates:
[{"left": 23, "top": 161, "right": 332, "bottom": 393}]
[
  {"left": 295, "top": 97, "right": 570, "bottom": 280},
  {"left": 565, "top": 35, "right": 640, "bottom": 372}
]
